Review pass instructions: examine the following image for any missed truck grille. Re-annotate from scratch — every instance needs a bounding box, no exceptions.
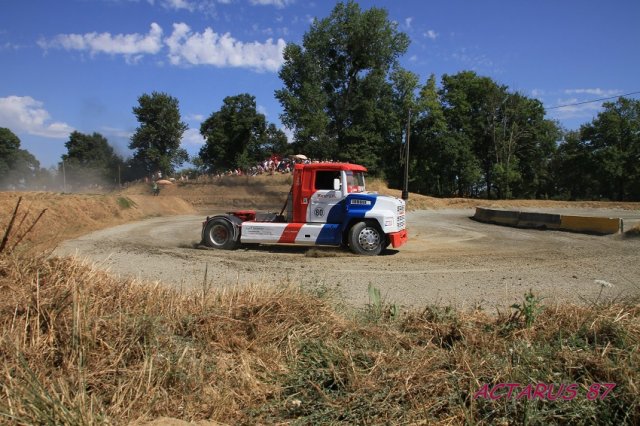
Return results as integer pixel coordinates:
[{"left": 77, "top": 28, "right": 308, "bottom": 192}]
[{"left": 397, "top": 205, "right": 406, "bottom": 230}]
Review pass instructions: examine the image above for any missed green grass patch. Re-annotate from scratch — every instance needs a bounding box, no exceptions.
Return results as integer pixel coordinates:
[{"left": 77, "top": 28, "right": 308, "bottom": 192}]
[{"left": 116, "top": 196, "right": 137, "bottom": 209}]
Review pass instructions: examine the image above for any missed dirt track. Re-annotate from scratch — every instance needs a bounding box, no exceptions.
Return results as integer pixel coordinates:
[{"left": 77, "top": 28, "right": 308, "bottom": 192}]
[{"left": 54, "top": 207, "right": 640, "bottom": 311}]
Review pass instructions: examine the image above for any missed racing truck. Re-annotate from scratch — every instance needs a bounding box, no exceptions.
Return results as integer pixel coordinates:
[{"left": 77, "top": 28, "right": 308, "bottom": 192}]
[{"left": 201, "top": 162, "right": 407, "bottom": 255}]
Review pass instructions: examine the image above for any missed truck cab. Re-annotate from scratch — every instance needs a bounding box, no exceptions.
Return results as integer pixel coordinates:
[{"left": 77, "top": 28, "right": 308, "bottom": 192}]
[{"left": 202, "top": 162, "right": 407, "bottom": 255}]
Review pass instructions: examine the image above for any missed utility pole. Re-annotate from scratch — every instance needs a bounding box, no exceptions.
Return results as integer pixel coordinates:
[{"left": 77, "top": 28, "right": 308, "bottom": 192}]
[
  {"left": 401, "top": 108, "right": 411, "bottom": 201},
  {"left": 62, "top": 160, "right": 66, "bottom": 193}
]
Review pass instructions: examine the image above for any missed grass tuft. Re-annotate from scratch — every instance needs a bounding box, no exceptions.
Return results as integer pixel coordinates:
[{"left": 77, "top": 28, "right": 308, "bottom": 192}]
[{"left": 116, "top": 196, "right": 137, "bottom": 209}]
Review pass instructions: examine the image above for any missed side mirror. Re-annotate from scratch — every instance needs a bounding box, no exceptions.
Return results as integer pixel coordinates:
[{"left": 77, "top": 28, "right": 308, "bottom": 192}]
[{"left": 333, "top": 178, "right": 341, "bottom": 191}]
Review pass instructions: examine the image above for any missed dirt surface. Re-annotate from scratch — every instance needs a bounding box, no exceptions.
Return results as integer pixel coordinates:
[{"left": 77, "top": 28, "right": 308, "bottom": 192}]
[{"left": 55, "top": 207, "right": 640, "bottom": 311}]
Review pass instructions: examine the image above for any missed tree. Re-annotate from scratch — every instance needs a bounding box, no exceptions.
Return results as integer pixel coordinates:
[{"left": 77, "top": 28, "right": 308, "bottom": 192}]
[
  {"left": 552, "top": 131, "right": 597, "bottom": 200},
  {"left": 1, "top": 128, "right": 21, "bottom": 177},
  {"left": 439, "top": 71, "right": 507, "bottom": 198},
  {"left": 261, "top": 123, "right": 290, "bottom": 158},
  {"left": 61, "top": 131, "right": 124, "bottom": 186},
  {"left": 409, "top": 74, "right": 481, "bottom": 196},
  {"left": 438, "top": 71, "right": 559, "bottom": 199},
  {"left": 579, "top": 97, "right": 640, "bottom": 201},
  {"left": 130, "top": 92, "right": 188, "bottom": 177},
  {"left": 0, "top": 128, "right": 42, "bottom": 189},
  {"left": 511, "top": 111, "right": 560, "bottom": 199},
  {"left": 276, "top": 0, "right": 409, "bottom": 171},
  {"left": 199, "top": 94, "right": 289, "bottom": 172}
]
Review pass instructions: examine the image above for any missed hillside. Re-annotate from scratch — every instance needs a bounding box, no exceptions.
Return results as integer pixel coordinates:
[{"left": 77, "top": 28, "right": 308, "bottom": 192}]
[
  {"left": 0, "top": 192, "right": 194, "bottom": 252},
  {"left": 121, "top": 174, "right": 640, "bottom": 212}
]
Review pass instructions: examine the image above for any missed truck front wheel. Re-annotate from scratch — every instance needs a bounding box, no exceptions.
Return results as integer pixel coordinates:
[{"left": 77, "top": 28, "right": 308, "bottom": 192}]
[
  {"left": 203, "top": 218, "right": 240, "bottom": 250},
  {"left": 348, "top": 222, "right": 383, "bottom": 256}
]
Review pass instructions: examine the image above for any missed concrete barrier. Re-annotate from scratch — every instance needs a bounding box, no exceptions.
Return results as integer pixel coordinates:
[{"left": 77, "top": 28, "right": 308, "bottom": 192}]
[
  {"left": 559, "top": 215, "right": 621, "bottom": 235},
  {"left": 518, "top": 212, "right": 561, "bottom": 229},
  {"left": 473, "top": 208, "right": 622, "bottom": 235},
  {"left": 474, "top": 207, "right": 520, "bottom": 226}
]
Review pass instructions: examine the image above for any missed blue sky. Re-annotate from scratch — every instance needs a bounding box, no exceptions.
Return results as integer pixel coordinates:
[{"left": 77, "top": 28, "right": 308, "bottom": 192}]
[{"left": 1, "top": 0, "right": 639, "bottom": 168}]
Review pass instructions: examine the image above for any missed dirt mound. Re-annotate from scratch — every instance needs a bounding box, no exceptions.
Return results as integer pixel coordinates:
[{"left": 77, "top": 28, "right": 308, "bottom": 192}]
[
  {"left": 0, "top": 192, "right": 194, "bottom": 251},
  {"left": 122, "top": 175, "right": 293, "bottom": 212},
  {"left": 125, "top": 175, "right": 640, "bottom": 213}
]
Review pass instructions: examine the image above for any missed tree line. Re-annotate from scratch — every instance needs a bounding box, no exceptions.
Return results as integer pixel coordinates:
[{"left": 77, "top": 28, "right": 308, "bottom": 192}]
[{"left": 1, "top": 1, "right": 639, "bottom": 200}]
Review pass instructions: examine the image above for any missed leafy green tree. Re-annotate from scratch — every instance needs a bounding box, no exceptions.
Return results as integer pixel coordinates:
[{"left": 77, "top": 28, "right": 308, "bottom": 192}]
[
  {"left": 276, "top": 0, "right": 409, "bottom": 171},
  {"left": 579, "top": 97, "right": 640, "bottom": 200},
  {"left": 439, "top": 71, "right": 507, "bottom": 198},
  {"left": 512, "top": 113, "right": 560, "bottom": 199},
  {"left": 386, "top": 68, "right": 420, "bottom": 190},
  {"left": 0, "top": 128, "right": 42, "bottom": 189},
  {"left": 438, "top": 71, "right": 559, "bottom": 199},
  {"left": 410, "top": 75, "right": 481, "bottom": 196},
  {"left": 551, "top": 131, "right": 597, "bottom": 200},
  {"left": 61, "top": 131, "right": 124, "bottom": 185},
  {"left": 199, "top": 94, "right": 289, "bottom": 172},
  {"left": 130, "top": 92, "right": 188, "bottom": 177},
  {"left": 1, "top": 127, "right": 21, "bottom": 177},
  {"left": 261, "top": 123, "right": 290, "bottom": 158}
]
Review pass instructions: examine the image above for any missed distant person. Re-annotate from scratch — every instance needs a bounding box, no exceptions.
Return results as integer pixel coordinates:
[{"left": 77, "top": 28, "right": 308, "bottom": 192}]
[{"left": 152, "top": 181, "right": 160, "bottom": 196}]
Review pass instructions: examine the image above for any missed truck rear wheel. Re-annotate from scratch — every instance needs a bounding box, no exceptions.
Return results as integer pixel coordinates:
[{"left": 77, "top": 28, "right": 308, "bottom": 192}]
[
  {"left": 203, "top": 218, "right": 240, "bottom": 250},
  {"left": 348, "top": 222, "right": 383, "bottom": 256}
]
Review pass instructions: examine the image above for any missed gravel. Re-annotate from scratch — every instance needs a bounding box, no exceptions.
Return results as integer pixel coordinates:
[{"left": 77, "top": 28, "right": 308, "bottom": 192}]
[{"left": 55, "top": 208, "right": 640, "bottom": 311}]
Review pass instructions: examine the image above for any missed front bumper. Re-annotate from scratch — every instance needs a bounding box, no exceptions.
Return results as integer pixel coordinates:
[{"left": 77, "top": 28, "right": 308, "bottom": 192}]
[{"left": 388, "top": 229, "right": 408, "bottom": 248}]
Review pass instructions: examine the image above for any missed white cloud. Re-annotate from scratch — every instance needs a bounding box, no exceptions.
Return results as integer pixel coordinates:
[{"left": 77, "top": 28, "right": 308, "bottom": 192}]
[
  {"left": 451, "top": 48, "right": 494, "bottom": 70},
  {"left": 185, "top": 113, "right": 205, "bottom": 122},
  {"left": 1, "top": 42, "right": 24, "bottom": 51},
  {"left": 162, "top": 0, "right": 195, "bottom": 11},
  {"left": 404, "top": 17, "right": 413, "bottom": 29},
  {"left": 182, "top": 128, "right": 206, "bottom": 146},
  {"left": 531, "top": 89, "right": 545, "bottom": 98},
  {"left": 101, "top": 126, "right": 133, "bottom": 139},
  {"left": 424, "top": 30, "right": 438, "bottom": 40},
  {"left": 250, "top": 0, "right": 294, "bottom": 7},
  {"left": 38, "top": 21, "right": 285, "bottom": 71},
  {"left": 165, "top": 22, "right": 286, "bottom": 72},
  {"left": 547, "top": 89, "right": 623, "bottom": 121},
  {"left": 564, "top": 88, "right": 621, "bottom": 97},
  {"left": 257, "top": 104, "right": 268, "bottom": 117},
  {"left": 281, "top": 126, "right": 294, "bottom": 143},
  {"left": 0, "top": 96, "right": 74, "bottom": 139},
  {"left": 161, "top": 0, "right": 217, "bottom": 15},
  {"left": 548, "top": 97, "right": 603, "bottom": 120},
  {"left": 39, "top": 23, "right": 163, "bottom": 61}
]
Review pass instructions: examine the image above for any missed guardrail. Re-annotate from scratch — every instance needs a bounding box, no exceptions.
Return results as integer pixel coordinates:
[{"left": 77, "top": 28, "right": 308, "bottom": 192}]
[{"left": 473, "top": 207, "right": 622, "bottom": 235}]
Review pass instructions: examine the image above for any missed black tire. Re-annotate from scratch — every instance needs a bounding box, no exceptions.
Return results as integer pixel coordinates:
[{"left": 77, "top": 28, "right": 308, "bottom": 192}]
[
  {"left": 203, "top": 218, "right": 240, "bottom": 250},
  {"left": 348, "top": 221, "right": 383, "bottom": 256}
]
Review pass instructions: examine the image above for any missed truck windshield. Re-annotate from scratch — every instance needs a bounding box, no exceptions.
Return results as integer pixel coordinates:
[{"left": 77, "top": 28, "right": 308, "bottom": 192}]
[{"left": 346, "top": 171, "right": 366, "bottom": 193}]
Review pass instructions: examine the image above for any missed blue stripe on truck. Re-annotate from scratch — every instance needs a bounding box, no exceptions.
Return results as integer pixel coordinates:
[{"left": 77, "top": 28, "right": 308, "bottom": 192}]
[{"left": 316, "top": 223, "right": 342, "bottom": 245}]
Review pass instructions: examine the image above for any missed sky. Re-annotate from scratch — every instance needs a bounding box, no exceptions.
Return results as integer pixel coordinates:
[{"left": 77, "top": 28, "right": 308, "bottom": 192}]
[{"left": 1, "top": 0, "right": 639, "bottom": 169}]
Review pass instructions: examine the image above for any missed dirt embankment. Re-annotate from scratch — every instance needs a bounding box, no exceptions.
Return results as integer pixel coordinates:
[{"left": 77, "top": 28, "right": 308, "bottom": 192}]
[
  {"left": 123, "top": 175, "right": 640, "bottom": 213},
  {"left": 0, "top": 192, "right": 194, "bottom": 251}
]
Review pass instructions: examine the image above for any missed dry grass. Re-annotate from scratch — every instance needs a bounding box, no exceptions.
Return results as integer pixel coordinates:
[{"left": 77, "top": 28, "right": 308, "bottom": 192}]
[{"left": 0, "top": 192, "right": 194, "bottom": 252}]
